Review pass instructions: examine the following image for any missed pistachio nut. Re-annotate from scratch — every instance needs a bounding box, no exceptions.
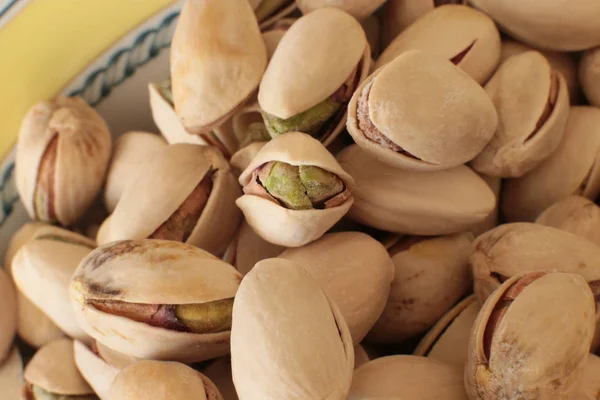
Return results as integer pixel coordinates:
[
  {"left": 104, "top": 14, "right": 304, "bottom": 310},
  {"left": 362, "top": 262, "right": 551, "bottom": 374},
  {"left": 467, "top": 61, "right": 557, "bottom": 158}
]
[
  {"left": 171, "top": 0, "right": 267, "bottom": 135},
  {"left": 577, "top": 354, "right": 600, "bottom": 400},
  {"left": 469, "top": 175, "right": 501, "bottom": 237},
  {"left": 465, "top": 271, "right": 596, "bottom": 399},
  {"left": 361, "top": 15, "right": 382, "bottom": 58},
  {"left": 230, "top": 142, "right": 267, "bottom": 175},
  {"left": 250, "top": 0, "right": 296, "bottom": 28},
  {"left": 0, "top": 268, "right": 16, "bottom": 362},
  {"left": 226, "top": 220, "right": 284, "bottom": 276},
  {"left": 24, "top": 339, "right": 97, "bottom": 400},
  {"left": 231, "top": 258, "right": 354, "bottom": 400},
  {"left": 348, "top": 355, "right": 467, "bottom": 400},
  {"left": 103, "top": 131, "right": 166, "bottom": 212},
  {"left": 354, "top": 344, "right": 370, "bottom": 370},
  {"left": 70, "top": 239, "right": 242, "bottom": 363},
  {"left": 92, "top": 341, "right": 140, "bottom": 371},
  {"left": 202, "top": 357, "right": 238, "bottom": 400},
  {"left": 580, "top": 47, "right": 600, "bottom": 108},
  {"left": 73, "top": 341, "right": 119, "bottom": 400},
  {"left": 0, "top": 347, "right": 23, "bottom": 400},
  {"left": 470, "top": 0, "right": 600, "bottom": 51},
  {"left": 295, "top": 0, "right": 386, "bottom": 20},
  {"left": 258, "top": 8, "right": 370, "bottom": 146},
  {"left": 15, "top": 96, "right": 112, "bottom": 226},
  {"left": 231, "top": 103, "right": 271, "bottom": 150},
  {"left": 237, "top": 132, "right": 355, "bottom": 247},
  {"left": 536, "top": 195, "right": 600, "bottom": 247},
  {"left": 502, "top": 106, "right": 600, "bottom": 222},
  {"left": 337, "top": 144, "right": 495, "bottom": 235},
  {"left": 98, "top": 144, "right": 242, "bottom": 257},
  {"left": 471, "top": 52, "right": 569, "bottom": 178},
  {"left": 367, "top": 233, "right": 473, "bottom": 344},
  {"left": 414, "top": 295, "right": 480, "bottom": 367},
  {"left": 377, "top": 5, "right": 501, "bottom": 85},
  {"left": 280, "top": 231, "right": 395, "bottom": 344},
  {"left": 348, "top": 50, "right": 497, "bottom": 171}
]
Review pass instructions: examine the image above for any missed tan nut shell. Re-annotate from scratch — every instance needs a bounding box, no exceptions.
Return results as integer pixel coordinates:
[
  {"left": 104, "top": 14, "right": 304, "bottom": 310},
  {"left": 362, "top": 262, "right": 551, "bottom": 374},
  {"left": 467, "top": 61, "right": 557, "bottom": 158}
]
[
  {"left": 367, "top": 233, "right": 473, "bottom": 344},
  {"left": 469, "top": 174, "right": 501, "bottom": 237},
  {"left": 465, "top": 272, "right": 596, "bottom": 400},
  {"left": 94, "top": 341, "right": 140, "bottom": 370},
  {"left": 337, "top": 144, "right": 495, "bottom": 235},
  {"left": 503, "top": 106, "right": 600, "bottom": 222},
  {"left": 348, "top": 355, "right": 467, "bottom": 400},
  {"left": 377, "top": 5, "right": 500, "bottom": 84},
  {"left": 256, "top": 2, "right": 297, "bottom": 31},
  {"left": 580, "top": 47, "right": 600, "bottom": 108},
  {"left": 100, "top": 143, "right": 242, "bottom": 256},
  {"left": 229, "top": 220, "right": 285, "bottom": 275},
  {"left": 471, "top": 52, "right": 570, "bottom": 178},
  {"left": 296, "top": 0, "right": 386, "bottom": 20},
  {"left": 280, "top": 231, "right": 395, "bottom": 344},
  {"left": 231, "top": 258, "right": 354, "bottom": 400},
  {"left": 0, "top": 347, "right": 23, "bottom": 400},
  {"left": 230, "top": 142, "right": 268, "bottom": 175},
  {"left": 15, "top": 96, "right": 112, "bottom": 226},
  {"left": 237, "top": 132, "right": 355, "bottom": 247},
  {"left": 202, "top": 358, "right": 238, "bottom": 400},
  {"left": 0, "top": 269, "right": 16, "bottom": 362},
  {"left": 470, "top": 0, "right": 600, "bottom": 51},
  {"left": 354, "top": 344, "right": 370, "bottom": 370},
  {"left": 171, "top": 0, "right": 267, "bottom": 134},
  {"left": 70, "top": 240, "right": 241, "bottom": 363},
  {"left": 577, "top": 354, "right": 600, "bottom": 400},
  {"left": 73, "top": 340, "right": 119, "bottom": 400},
  {"left": 348, "top": 50, "right": 497, "bottom": 170}
]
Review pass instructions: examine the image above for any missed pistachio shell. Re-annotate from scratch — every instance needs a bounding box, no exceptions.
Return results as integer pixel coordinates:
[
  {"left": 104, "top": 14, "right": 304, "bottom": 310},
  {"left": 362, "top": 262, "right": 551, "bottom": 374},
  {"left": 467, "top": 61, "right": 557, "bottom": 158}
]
[
  {"left": 296, "top": 0, "right": 386, "bottom": 20},
  {"left": 230, "top": 221, "right": 284, "bottom": 275},
  {"left": 280, "top": 231, "right": 394, "bottom": 344},
  {"left": 230, "top": 142, "right": 268, "bottom": 175},
  {"left": 361, "top": 15, "right": 382, "bottom": 58},
  {"left": 577, "top": 354, "right": 600, "bottom": 399},
  {"left": 503, "top": 106, "right": 600, "bottom": 222},
  {"left": 580, "top": 47, "right": 600, "bottom": 107},
  {"left": 231, "top": 258, "right": 354, "bottom": 400},
  {"left": 377, "top": 5, "right": 500, "bottom": 84},
  {"left": 337, "top": 144, "right": 495, "bottom": 235},
  {"left": 230, "top": 102, "right": 269, "bottom": 150},
  {"left": 256, "top": 1, "right": 297, "bottom": 30},
  {"left": 0, "top": 347, "right": 23, "bottom": 400},
  {"left": 348, "top": 50, "right": 497, "bottom": 170},
  {"left": 0, "top": 269, "right": 16, "bottom": 362},
  {"left": 354, "top": 344, "right": 370, "bottom": 370},
  {"left": 94, "top": 342, "right": 140, "bottom": 370},
  {"left": 202, "top": 357, "right": 238, "bottom": 400},
  {"left": 171, "top": 0, "right": 267, "bottom": 133},
  {"left": 73, "top": 340, "right": 119, "bottom": 400},
  {"left": 469, "top": 175, "right": 501, "bottom": 237}
]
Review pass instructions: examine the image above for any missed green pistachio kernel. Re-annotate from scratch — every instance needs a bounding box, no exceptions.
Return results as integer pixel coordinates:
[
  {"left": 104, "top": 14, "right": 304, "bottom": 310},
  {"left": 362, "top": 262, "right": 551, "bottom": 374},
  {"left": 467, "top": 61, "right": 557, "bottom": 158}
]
[
  {"left": 32, "top": 385, "right": 97, "bottom": 400},
  {"left": 175, "top": 298, "right": 234, "bottom": 334},
  {"left": 299, "top": 165, "right": 345, "bottom": 205}
]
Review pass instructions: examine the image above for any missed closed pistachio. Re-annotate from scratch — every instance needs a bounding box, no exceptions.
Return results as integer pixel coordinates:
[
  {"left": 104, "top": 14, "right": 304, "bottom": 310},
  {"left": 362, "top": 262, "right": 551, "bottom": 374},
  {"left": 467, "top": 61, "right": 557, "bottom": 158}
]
[
  {"left": 231, "top": 258, "right": 354, "bottom": 400},
  {"left": 367, "top": 233, "right": 473, "bottom": 344},
  {"left": 503, "top": 106, "right": 600, "bottom": 222},
  {"left": 237, "top": 132, "right": 354, "bottom": 247},
  {"left": 73, "top": 341, "right": 119, "bottom": 400},
  {"left": 471, "top": 51, "right": 570, "bottom": 178},
  {"left": 470, "top": 0, "right": 600, "bottom": 51},
  {"left": 469, "top": 175, "right": 501, "bottom": 237},
  {"left": 577, "top": 354, "right": 600, "bottom": 400},
  {"left": 226, "top": 221, "right": 284, "bottom": 275},
  {"left": 465, "top": 272, "right": 595, "bottom": 399},
  {"left": 580, "top": 47, "right": 600, "bottom": 108},
  {"left": 295, "top": 0, "right": 386, "bottom": 20},
  {"left": 250, "top": 0, "right": 296, "bottom": 29},
  {"left": 15, "top": 96, "right": 112, "bottom": 226},
  {"left": 0, "top": 269, "right": 16, "bottom": 362},
  {"left": 98, "top": 144, "right": 241, "bottom": 257},
  {"left": 202, "top": 357, "right": 238, "bottom": 400},
  {"left": 377, "top": 5, "right": 501, "bottom": 84},
  {"left": 337, "top": 144, "right": 495, "bottom": 235},
  {"left": 348, "top": 50, "right": 497, "bottom": 170},
  {"left": 0, "top": 347, "right": 23, "bottom": 400},
  {"left": 70, "top": 239, "right": 242, "bottom": 363}
]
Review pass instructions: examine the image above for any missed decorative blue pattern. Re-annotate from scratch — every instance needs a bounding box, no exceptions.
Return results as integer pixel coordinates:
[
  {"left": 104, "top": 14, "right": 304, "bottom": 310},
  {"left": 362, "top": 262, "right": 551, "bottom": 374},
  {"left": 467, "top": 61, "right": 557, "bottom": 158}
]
[{"left": 0, "top": 0, "right": 19, "bottom": 20}]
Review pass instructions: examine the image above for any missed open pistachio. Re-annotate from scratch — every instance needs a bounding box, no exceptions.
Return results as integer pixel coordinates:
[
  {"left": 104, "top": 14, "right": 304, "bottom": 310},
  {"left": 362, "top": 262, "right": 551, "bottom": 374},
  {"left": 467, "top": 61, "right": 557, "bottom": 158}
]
[
  {"left": 295, "top": 0, "right": 386, "bottom": 20},
  {"left": 280, "top": 231, "right": 395, "bottom": 344},
  {"left": 503, "top": 106, "right": 600, "bottom": 222},
  {"left": 70, "top": 239, "right": 242, "bottom": 363},
  {"left": 348, "top": 50, "right": 497, "bottom": 170},
  {"left": 337, "top": 144, "right": 495, "bottom": 235},
  {"left": 202, "top": 357, "right": 238, "bottom": 400},
  {"left": 99, "top": 144, "right": 241, "bottom": 256},
  {"left": 24, "top": 339, "right": 97, "bottom": 400},
  {"left": 470, "top": 0, "right": 600, "bottom": 51},
  {"left": 0, "top": 347, "right": 23, "bottom": 400},
  {"left": 580, "top": 47, "right": 600, "bottom": 108},
  {"left": 73, "top": 341, "right": 119, "bottom": 400},
  {"left": 237, "top": 132, "right": 354, "bottom": 247},
  {"left": 465, "top": 272, "right": 596, "bottom": 399},
  {"left": 226, "top": 220, "right": 284, "bottom": 276},
  {"left": 15, "top": 96, "right": 112, "bottom": 226},
  {"left": 250, "top": 0, "right": 296, "bottom": 28},
  {"left": 377, "top": 5, "right": 501, "bottom": 85},
  {"left": 367, "top": 233, "right": 473, "bottom": 344},
  {"left": 258, "top": 8, "right": 370, "bottom": 146},
  {"left": 577, "top": 354, "right": 600, "bottom": 400},
  {"left": 0, "top": 268, "right": 16, "bottom": 362},
  {"left": 231, "top": 258, "right": 354, "bottom": 400}
]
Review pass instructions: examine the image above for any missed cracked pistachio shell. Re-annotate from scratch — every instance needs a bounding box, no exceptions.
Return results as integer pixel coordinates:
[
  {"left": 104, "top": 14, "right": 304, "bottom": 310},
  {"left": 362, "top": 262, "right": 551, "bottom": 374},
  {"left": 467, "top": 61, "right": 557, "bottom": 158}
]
[
  {"left": 580, "top": 47, "right": 600, "bottom": 108},
  {"left": 470, "top": 0, "right": 600, "bottom": 51},
  {"left": 367, "top": 233, "right": 473, "bottom": 344},
  {"left": 110, "top": 360, "right": 223, "bottom": 400},
  {"left": 202, "top": 357, "right": 238, "bottom": 400},
  {"left": 465, "top": 272, "right": 596, "bottom": 400},
  {"left": 577, "top": 354, "right": 600, "bottom": 400},
  {"left": 0, "top": 269, "right": 16, "bottom": 362},
  {"left": 74, "top": 341, "right": 119, "bottom": 400},
  {"left": 414, "top": 295, "right": 479, "bottom": 367},
  {"left": 348, "top": 50, "right": 497, "bottom": 171},
  {"left": 171, "top": 0, "right": 267, "bottom": 134},
  {"left": 103, "top": 131, "right": 166, "bottom": 213},
  {"left": 15, "top": 96, "right": 112, "bottom": 226},
  {"left": 471, "top": 52, "right": 569, "bottom": 178},
  {"left": 296, "top": 0, "right": 386, "bottom": 20},
  {"left": 99, "top": 144, "right": 242, "bottom": 257},
  {"left": 280, "top": 231, "right": 395, "bottom": 344},
  {"left": 0, "top": 347, "right": 23, "bottom": 400},
  {"left": 227, "top": 220, "right": 284, "bottom": 276},
  {"left": 70, "top": 240, "right": 242, "bottom": 363},
  {"left": 377, "top": 5, "right": 500, "bottom": 84},
  {"left": 231, "top": 258, "right": 354, "bottom": 400},
  {"left": 337, "top": 144, "right": 495, "bottom": 235},
  {"left": 536, "top": 195, "right": 600, "bottom": 247},
  {"left": 502, "top": 106, "right": 600, "bottom": 222},
  {"left": 348, "top": 355, "right": 467, "bottom": 400},
  {"left": 237, "top": 132, "right": 355, "bottom": 247}
]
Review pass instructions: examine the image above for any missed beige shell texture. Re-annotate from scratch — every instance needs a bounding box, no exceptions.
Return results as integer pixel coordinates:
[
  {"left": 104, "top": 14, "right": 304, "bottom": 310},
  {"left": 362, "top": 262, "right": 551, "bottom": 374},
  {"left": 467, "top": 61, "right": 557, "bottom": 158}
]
[
  {"left": 361, "top": 15, "right": 382, "bottom": 58},
  {"left": 0, "top": 347, "right": 23, "bottom": 400},
  {"left": 296, "top": 0, "right": 386, "bottom": 20},
  {"left": 256, "top": 3, "right": 298, "bottom": 31},
  {"left": 73, "top": 340, "right": 119, "bottom": 400},
  {"left": 354, "top": 344, "right": 370, "bottom": 370},
  {"left": 280, "top": 231, "right": 395, "bottom": 344},
  {"left": 230, "top": 220, "right": 285, "bottom": 275},
  {"left": 0, "top": 268, "right": 16, "bottom": 363},
  {"left": 469, "top": 174, "right": 501, "bottom": 237},
  {"left": 580, "top": 47, "right": 600, "bottom": 108},
  {"left": 577, "top": 354, "right": 600, "bottom": 399},
  {"left": 337, "top": 144, "right": 495, "bottom": 235},
  {"left": 377, "top": 5, "right": 500, "bottom": 85},
  {"left": 95, "top": 341, "right": 141, "bottom": 370},
  {"left": 202, "top": 357, "right": 238, "bottom": 400},
  {"left": 171, "top": 0, "right": 267, "bottom": 133},
  {"left": 230, "top": 142, "right": 268, "bottom": 175},
  {"left": 503, "top": 106, "right": 600, "bottom": 222},
  {"left": 348, "top": 50, "right": 497, "bottom": 171},
  {"left": 231, "top": 258, "right": 354, "bottom": 400}
]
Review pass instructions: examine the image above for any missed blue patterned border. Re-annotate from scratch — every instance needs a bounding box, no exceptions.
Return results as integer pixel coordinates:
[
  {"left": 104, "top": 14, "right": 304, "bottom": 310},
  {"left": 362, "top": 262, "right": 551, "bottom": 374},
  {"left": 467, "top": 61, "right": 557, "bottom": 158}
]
[{"left": 0, "top": 0, "right": 19, "bottom": 20}]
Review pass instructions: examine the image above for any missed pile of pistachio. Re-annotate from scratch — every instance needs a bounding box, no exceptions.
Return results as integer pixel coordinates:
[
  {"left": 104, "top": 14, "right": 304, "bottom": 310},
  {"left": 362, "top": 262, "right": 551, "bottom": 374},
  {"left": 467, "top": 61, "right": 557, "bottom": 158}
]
[{"left": 3, "top": 0, "right": 600, "bottom": 399}]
